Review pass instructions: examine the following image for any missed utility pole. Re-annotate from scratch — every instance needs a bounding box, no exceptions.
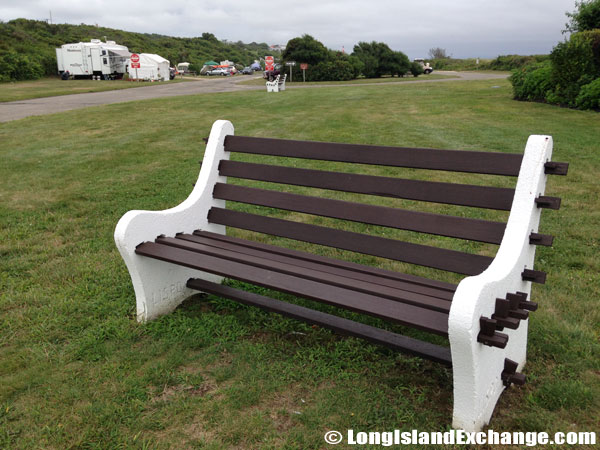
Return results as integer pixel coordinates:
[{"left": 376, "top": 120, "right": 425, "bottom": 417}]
[{"left": 49, "top": 10, "right": 52, "bottom": 24}]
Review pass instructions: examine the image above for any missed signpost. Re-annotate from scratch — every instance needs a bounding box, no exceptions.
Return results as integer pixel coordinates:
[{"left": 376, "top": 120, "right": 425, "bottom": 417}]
[
  {"left": 285, "top": 61, "right": 296, "bottom": 82},
  {"left": 130, "top": 53, "right": 140, "bottom": 80},
  {"left": 300, "top": 63, "right": 308, "bottom": 82},
  {"left": 265, "top": 55, "right": 274, "bottom": 72}
]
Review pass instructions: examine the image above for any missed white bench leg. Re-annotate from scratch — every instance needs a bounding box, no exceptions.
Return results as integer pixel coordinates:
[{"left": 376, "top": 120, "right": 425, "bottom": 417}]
[
  {"left": 114, "top": 120, "right": 233, "bottom": 321},
  {"left": 450, "top": 281, "right": 531, "bottom": 431},
  {"left": 449, "top": 135, "right": 552, "bottom": 430}
]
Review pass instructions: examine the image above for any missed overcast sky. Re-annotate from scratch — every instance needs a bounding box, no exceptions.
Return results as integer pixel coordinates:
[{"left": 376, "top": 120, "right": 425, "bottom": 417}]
[{"left": 1, "top": 0, "right": 577, "bottom": 58}]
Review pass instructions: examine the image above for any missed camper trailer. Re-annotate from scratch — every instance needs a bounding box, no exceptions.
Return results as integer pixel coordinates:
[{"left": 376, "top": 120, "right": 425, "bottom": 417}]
[
  {"left": 127, "top": 54, "right": 170, "bottom": 81},
  {"left": 56, "top": 39, "right": 131, "bottom": 79},
  {"left": 176, "top": 62, "right": 190, "bottom": 74}
]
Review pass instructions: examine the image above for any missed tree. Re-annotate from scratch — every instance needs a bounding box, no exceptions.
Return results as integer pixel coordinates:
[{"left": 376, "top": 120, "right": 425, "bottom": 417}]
[
  {"left": 564, "top": 0, "right": 600, "bottom": 33},
  {"left": 201, "top": 32, "right": 218, "bottom": 42},
  {"left": 282, "top": 35, "right": 329, "bottom": 65},
  {"left": 428, "top": 47, "right": 448, "bottom": 59},
  {"left": 352, "top": 41, "right": 410, "bottom": 78}
]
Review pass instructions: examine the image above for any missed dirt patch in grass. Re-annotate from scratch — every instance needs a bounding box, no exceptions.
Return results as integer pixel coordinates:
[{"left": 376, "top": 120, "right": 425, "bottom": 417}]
[{"left": 151, "top": 382, "right": 216, "bottom": 403}]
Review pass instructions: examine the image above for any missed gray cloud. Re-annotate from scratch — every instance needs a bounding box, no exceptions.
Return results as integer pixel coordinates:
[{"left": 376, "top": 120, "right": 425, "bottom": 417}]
[{"left": 0, "top": 0, "right": 576, "bottom": 58}]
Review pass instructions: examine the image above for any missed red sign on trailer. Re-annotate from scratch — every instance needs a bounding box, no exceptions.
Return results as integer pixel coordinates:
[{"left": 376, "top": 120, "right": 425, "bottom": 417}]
[
  {"left": 265, "top": 55, "right": 274, "bottom": 71},
  {"left": 131, "top": 53, "right": 141, "bottom": 68}
]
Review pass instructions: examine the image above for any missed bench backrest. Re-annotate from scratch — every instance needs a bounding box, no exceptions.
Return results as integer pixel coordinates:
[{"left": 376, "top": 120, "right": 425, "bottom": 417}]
[{"left": 209, "top": 136, "right": 554, "bottom": 278}]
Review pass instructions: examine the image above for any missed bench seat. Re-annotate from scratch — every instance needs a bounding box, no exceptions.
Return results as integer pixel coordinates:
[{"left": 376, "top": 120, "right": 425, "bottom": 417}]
[
  {"left": 136, "top": 231, "right": 455, "bottom": 363},
  {"left": 137, "top": 230, "right": 453, "bottom": 326}
]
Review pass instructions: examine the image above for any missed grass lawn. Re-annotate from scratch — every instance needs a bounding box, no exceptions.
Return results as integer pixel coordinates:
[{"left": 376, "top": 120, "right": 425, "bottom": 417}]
[
  {"left": 237, "top": 73, "right": 457, "bottom": 86},
  {"left": 0, "top": 77, "right": 190, "bottom": 103},
  {"left": 0, "top": 79, "right": 598, "bottom": 448}
]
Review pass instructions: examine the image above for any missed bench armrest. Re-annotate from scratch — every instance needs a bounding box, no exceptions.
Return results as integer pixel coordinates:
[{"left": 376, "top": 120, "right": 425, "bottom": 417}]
[
  {"left": 114, "top": 120, "right": 233, "bottom": 321},
  {"left": 449, "top": 135, "right": 553, "bottom": 430}
]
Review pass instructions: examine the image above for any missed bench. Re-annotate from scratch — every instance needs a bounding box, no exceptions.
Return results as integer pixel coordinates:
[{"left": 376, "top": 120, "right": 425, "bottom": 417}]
[
  {"left": 266, "top": 74, "right": 286, "bottom": 92},
  {"left": 278, "top": 73, "right": 287, "bottom": 91},
  {"left": 115, "top": 120, "right": 568, "bottom": 431},
  {"left": 265, "top": 74, "right": 280, "bottom": 92}
]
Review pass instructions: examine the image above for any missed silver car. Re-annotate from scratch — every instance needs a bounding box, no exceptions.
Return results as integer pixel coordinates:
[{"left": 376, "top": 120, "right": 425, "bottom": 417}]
[{"left": 207, "top": 68, "right": 231, "bottom": 76}]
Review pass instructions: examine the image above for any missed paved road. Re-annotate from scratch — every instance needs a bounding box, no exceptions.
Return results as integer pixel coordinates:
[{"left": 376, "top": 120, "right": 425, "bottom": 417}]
[{"left": 0, "top": 71, "right": 508, "bottom": 123}]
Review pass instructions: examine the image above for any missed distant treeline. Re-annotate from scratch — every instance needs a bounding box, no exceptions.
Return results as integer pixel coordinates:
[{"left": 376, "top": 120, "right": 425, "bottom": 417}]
[{"left": 0, "top": 18, "right": 272, "bottom": 81}]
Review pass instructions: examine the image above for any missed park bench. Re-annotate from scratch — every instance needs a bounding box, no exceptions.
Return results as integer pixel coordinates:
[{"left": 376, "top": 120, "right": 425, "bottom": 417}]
[
  {"left": 277, "top": 73, "right": 287, "bottom": 91},
  {"left": 265, "top": 74, "right": 286, "bottom": 92},
  {"left": 265, "top": 74, "right": 279, "bottom": 92},
  {"left": 115, "top": 120, "right": 568, "bottom": 431}
]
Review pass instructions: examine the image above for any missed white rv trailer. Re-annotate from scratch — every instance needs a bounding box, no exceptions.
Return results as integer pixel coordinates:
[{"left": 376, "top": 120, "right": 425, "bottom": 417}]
[{"left": 56, "top": 39, "right": 131, "bottom": 79}]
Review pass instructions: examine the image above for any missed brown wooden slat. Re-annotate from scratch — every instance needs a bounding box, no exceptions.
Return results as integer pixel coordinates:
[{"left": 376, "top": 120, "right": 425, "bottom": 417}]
[
  {"left": 187, "top": 278, "right": 452, "bottom": 365},
  {"left": 181, "top": 232, "right": 455, "bottom": 301},
  {"left": 194, "top": 231, "right": 458, "bottom": 295},
  {"left": 159, "top": 235, "right": 451, "bottom": 313},
  {"left": 135, "top": 242, "right": 450, "bottom": 335},
  {"left": 207, "top": 208, "right": 494, "bottom": 275},
  {"left": 544, "top": 161, "right": 569, "bottom": 176},
  {"left": 535, "top": 196, "right": 561, "bottom": 210},
  {"left": 213, "top": 183, "right": 507, "bottom": 244},
  {"left": 219, "top": 160, "right": 516, "bottom": 211},
  {"left": 224, "top": 135, "right": 523, "bottom": 176},
  {"left": 522, "top": 269, "right": 547, "bottom": 284},
  {"left": 529, "top": 232, "right": 554, "bottom": 247},
  {"left": 477, "top": 317, "right": 508, "bottom": 349}
]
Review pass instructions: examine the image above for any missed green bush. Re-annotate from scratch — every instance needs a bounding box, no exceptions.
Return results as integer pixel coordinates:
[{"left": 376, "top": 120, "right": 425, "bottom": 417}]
[
  {"left": 347, "top": 54, "right": 364, "bottom": 78},
  {"left": 509, "top": 29, "right": 600, "bottom": 110},
  {"left": 547, "top": 29, "right": 600, "bottom": 106},
  {"left": 429, "top": 58, "right": 481, "bottom": 71},
  {"left": 409, "top": 62, "right": 424, "bottom": 77},
  {"left": 487, "top": 54, "right": 550, "bottom": 71},
  {"left": 576, "top": 78, "right": 600, "bottom": 109},
  {"left": 0, "top": 51, "right": 45, "bottom": 81},
  {"left": 510, "top": 61, "right": 553, "bottom": 101},
  {"left": 353, "top": 42, "right": 410, "bottom": 78},
  {"left": 305, "top": 59, "right": 355, "bottom": 82}
]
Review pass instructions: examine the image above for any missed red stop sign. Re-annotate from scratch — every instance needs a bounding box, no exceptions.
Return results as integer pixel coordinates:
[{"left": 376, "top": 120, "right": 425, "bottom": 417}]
[
  {"left": 131, "top": 53, "right": 140, "bottom": 63},
  {"left": 265, "top": 55, "right": 274, "bottom": 71}
]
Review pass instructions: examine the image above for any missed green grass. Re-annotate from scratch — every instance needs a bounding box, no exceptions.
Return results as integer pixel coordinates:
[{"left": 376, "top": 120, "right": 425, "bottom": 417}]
[
  {"left": 238, "top": 73, "right": 457, "bottom": 86},
  {"left": 0, "top": 79, "right": 599, "bottom": 449},
  {"left": 0, "top": 77, "right": 188, "bottom": 103}
]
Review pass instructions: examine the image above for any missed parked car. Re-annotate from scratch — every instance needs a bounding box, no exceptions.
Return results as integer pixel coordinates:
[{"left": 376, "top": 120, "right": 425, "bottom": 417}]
[
  {"left": 241, "top": 66, "right": 253, "bottom": 75},
  {"left": 207, "top": 68, "right": 231, "bottom": 76},
  {"left": 263, "top": 69, "right": 281, "bottom": 81}
]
